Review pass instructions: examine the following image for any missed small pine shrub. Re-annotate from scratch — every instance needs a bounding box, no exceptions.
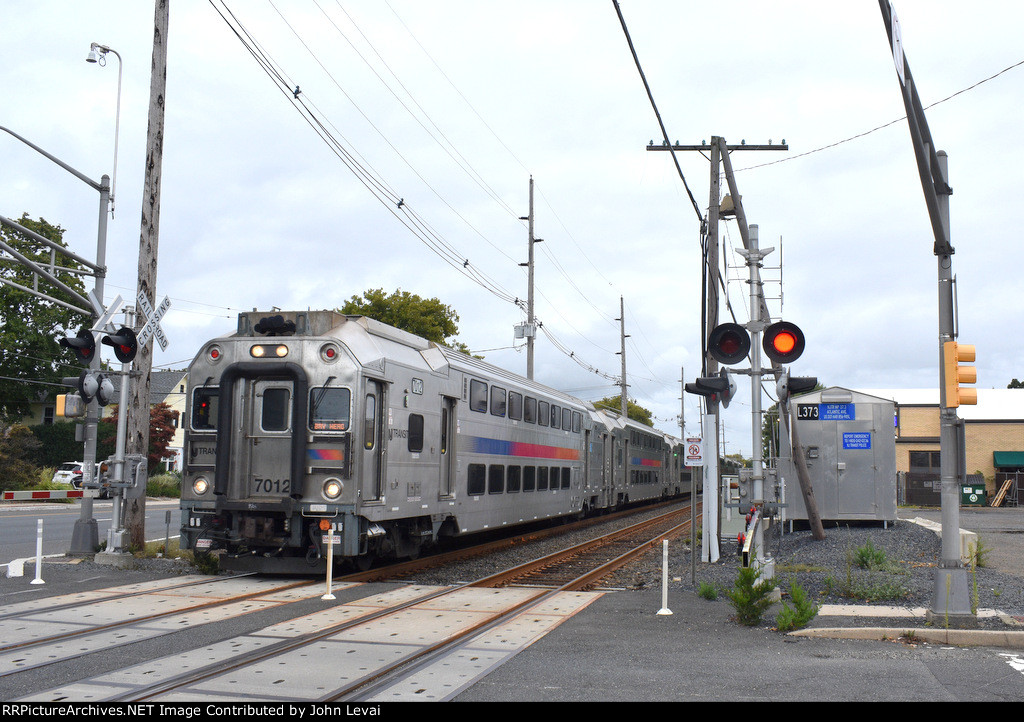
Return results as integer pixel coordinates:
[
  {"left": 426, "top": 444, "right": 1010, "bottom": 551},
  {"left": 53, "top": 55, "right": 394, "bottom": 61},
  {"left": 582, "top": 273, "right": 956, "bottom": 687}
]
[
  {"left": 698, "top": 581, "right": 718, "bottom": 600},
  {"left": 854, "top": 540, "right": 888, "bottom": 571},
  {"left": 726, "top": 562, "right": 776, "bottom": 626},
  {"left": 775, "top": 581, "right": 819, "bottom": 632}
]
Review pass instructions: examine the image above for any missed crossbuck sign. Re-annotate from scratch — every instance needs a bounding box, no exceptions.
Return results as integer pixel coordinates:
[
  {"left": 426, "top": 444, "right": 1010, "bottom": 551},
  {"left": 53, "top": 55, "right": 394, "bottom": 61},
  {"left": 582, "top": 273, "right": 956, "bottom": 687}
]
[{"left": 137, "top": 291, "right": 170, "bottom": 351}]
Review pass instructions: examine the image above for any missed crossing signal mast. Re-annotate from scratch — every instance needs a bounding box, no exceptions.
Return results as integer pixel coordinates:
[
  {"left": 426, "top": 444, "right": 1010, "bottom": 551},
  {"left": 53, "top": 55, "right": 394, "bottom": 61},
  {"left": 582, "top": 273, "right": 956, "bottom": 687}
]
[{"left": 685, "top": 225, "right": 817, "bottom": 571}]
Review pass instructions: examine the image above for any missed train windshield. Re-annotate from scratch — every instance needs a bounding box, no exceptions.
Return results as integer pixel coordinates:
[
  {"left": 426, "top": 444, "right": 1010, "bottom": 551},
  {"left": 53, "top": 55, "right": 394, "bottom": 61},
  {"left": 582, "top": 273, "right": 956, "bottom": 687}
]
[{"left": 310, "top": 387, "right": 352, "bottom": 432}]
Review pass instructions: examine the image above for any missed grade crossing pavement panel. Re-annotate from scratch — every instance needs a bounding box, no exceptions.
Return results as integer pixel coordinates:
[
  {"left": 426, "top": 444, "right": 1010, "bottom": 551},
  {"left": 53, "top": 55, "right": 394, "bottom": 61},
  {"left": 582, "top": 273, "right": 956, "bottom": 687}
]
[{"left": 0, "top": 578, "right": 338, "bottom": 675}]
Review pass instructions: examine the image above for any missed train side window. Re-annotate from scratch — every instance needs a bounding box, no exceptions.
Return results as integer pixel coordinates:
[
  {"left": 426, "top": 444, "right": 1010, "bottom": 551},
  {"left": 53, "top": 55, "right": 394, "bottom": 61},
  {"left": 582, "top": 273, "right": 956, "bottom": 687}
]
[
  {"left": 538, "top": 467, "right": 549, "bottom": 491},
  {"left": 508, "top": 392, "right": 523, "bottom": 421},
  {"left": 470, "top": 379, "right": 488, "bottom": 413},
  {"left": 572, "top": 411, "right": 581, "bottom": 433},
  {"left": 192, "top": 388, "right": 219, "bottom": 430},
  {"left": 561, "top": 468, "right": 571, "bottom": 489},
  {"left": 490, "top": 386, "right": 507, "bottom": 417},
  {"left": 538, "top": 401, "right": 549, "bottom": 427},
  {"left": 408, "top": 414, "right": 424, "bottom": 452},
  {"left": 468, "top": 464, "right": 486, "bottom": 495},
  {"left": 488, "top": 465, "right": 505, "bottom": 494},
  {"left": 561, "top": 407, "right": 571, "bottom": 431},
  {"left": 309, "top": 387, "right": 351, "bottom": 432},
  {"left": 507, "top": 465, "right": 521, "bottom": 492},
  {"left": 524, "top": 397, "right": 537, "bottom": 424},
  {"left": 523, "top": 466, "right": 536, "bottom": 491},
  {"left": 262, "top": 388, "right": 290, "bottom": 431},
  {"left": 550, "top": 404, "right": 560, "bottom": 428},
  {"left": 364, "top": 394, "right": 376, "bottom": 450}
]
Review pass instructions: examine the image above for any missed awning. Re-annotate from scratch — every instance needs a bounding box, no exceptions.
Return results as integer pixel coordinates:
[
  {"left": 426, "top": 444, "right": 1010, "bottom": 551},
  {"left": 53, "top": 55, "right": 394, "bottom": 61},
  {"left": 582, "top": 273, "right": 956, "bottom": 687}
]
[{"left": 993, "top": 451, "right": 1024, "bottom": 469}]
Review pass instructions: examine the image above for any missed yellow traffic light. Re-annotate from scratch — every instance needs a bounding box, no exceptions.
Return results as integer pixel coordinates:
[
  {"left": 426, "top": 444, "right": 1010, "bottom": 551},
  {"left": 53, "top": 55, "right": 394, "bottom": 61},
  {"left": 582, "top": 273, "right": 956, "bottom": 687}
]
[{"left": 943, "top": 341, "right": 977, "bottom": 407}]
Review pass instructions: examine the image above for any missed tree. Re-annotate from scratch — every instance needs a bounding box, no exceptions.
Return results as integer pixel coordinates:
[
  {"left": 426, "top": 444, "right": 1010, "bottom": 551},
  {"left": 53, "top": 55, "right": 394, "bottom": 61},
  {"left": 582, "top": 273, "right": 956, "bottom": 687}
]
[
  {"left": 99, "top": 402, "right": 180, "bottom": 473},
  {"left": 1009, "top": 379, "right": 1024, "bottom": 389},
  {"left": 340, "top": 288, "right": 472, "bottom": 353},
  {"left": 593, "top": 394, "right": 654, "bottom": 427},
  {"left": 0, "top": 424, "right": 43, "bottom": 491},
  {"left": 0, "top": 215, "right": 87, "bottom": 423}
]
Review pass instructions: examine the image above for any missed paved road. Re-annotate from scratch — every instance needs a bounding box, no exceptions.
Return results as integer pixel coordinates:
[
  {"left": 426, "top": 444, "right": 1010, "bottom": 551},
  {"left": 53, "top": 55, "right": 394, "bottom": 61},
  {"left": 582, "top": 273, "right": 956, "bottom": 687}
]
[{"left": 0, "top": 498, "right": 180, "bottom": 570}]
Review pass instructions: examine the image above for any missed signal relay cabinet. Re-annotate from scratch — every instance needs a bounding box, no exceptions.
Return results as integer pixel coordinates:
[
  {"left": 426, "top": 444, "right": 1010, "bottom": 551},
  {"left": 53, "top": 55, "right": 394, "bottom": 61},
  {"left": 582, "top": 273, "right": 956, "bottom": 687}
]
[{"left": 776, "top": 387, "right": 897, "bottom": 524}]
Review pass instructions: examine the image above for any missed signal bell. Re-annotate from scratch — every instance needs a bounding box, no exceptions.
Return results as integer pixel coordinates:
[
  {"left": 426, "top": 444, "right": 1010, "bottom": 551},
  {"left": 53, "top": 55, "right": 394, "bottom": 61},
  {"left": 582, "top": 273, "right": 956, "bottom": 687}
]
[{"left": 762, "top": 321, "right": 805, "bottom": 364}]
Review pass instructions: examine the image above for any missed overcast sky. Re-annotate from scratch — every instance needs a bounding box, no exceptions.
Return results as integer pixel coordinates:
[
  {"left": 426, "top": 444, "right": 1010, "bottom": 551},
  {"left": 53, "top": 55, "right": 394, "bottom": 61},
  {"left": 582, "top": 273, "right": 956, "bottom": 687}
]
[{"left": 2, "top": 1, "right": 1022, "bottom": 456}]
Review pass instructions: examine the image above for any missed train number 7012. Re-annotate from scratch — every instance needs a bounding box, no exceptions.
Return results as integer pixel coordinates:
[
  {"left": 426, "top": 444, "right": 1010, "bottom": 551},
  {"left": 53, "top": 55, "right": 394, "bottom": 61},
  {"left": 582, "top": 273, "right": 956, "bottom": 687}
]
[{"left": 252, "top": 478, "right": 291, "bottom": 494}]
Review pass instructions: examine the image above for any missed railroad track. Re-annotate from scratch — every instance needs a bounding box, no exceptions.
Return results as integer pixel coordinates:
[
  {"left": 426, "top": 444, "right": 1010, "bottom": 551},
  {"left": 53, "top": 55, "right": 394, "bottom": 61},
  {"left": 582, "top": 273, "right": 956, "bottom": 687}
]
[{"left": 6, "top": 503, "right": 694, "bottom": 703}]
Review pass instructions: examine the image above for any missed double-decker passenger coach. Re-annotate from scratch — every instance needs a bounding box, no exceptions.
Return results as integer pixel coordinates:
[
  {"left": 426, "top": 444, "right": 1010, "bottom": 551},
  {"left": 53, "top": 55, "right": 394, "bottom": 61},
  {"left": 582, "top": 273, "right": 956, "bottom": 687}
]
[{"left": 180, "top": 310, "right": 686, "bottom": 574}]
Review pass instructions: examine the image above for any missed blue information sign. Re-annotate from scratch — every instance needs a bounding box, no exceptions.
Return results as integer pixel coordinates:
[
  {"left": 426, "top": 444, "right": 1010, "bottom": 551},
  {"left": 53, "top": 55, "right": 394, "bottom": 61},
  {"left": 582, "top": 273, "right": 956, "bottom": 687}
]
[
  {"left": 843, "top": 432, "right": 872, "bottom": 450},
  {"left": 820, "top": 403, "right": 855, "bottom": 421}
]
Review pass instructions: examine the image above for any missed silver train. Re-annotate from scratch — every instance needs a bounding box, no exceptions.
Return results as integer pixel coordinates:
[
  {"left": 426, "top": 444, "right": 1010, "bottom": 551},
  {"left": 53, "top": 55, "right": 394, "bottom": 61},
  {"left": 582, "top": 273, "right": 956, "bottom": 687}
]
[{"left": 179, "top": 310, "right": 694, "bottom": 573}]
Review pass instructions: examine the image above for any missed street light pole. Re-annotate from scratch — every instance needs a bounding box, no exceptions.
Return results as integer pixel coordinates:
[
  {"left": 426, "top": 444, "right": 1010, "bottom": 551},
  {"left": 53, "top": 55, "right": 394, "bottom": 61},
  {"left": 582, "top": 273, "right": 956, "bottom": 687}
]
[{"left": 87, "top": 43, "right": 122, "bottom": 218}]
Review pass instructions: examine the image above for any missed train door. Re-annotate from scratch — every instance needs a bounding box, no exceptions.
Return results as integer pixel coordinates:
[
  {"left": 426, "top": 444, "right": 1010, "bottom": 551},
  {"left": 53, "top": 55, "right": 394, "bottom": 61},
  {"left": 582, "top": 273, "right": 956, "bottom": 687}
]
[
  {"left": 439, "top": 396, "right": 456, "bottom": 498},
  {"left": 246, "top": 380, "right": 294, "bottom": 497},
  {"left": 362, "top": 379, "right": 386, "bottom": 501}
]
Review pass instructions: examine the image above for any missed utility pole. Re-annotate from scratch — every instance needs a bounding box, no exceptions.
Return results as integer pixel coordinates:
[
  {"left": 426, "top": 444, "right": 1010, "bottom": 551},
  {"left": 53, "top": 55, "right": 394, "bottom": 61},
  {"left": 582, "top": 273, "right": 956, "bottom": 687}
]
[
  {"left": 125, "top": 0, "right": 170, "bottom": 549},
  {"left": 649, "top": 137, "right": 792, "bottom": 558},
  {"left": 518, "top": 176, "right": 540, "bottom": 380},
  {"left": 617, "top": 296, "right": 629, "bottom": 416}
]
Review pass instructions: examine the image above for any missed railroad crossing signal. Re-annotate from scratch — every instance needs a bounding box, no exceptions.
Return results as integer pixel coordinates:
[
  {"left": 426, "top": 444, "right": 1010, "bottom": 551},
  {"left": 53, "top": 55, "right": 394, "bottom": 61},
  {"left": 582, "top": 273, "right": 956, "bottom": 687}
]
[
  {"left": 762, "top": 321, "right": 806, "bottom": 365},
  {"left": 102, "top": 326, "right": 138, "bottom": 363},
  {"left": 776, "top": 371, "right": 818, "bottom": 403},
  {"left": 708, "top": 323, "right": 751, "bottom": 365},
  {"left": 136, "top": 291, "right": 171, "bottom": 352},
  {"left": 60, "top": 328, "right": 96, "bottom": 364},
  {"left": 685, "top": 369, "right": 738, "bottom": 408},
  {"left": 943, "top": 341, "right": 977, "bottom": 408}
]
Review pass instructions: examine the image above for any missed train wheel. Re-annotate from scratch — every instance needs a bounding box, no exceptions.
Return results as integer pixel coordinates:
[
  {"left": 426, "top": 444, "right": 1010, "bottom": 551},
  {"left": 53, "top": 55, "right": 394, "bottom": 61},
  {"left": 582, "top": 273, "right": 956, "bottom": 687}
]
[{"left": 353, "top": 554, "right": 374, "bottom": 571}]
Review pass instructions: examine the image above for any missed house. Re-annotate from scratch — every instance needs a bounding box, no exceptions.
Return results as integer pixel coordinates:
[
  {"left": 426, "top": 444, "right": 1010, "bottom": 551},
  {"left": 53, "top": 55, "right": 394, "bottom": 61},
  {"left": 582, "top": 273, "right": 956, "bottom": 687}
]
[{"left": 27, "top": 369, "right": 188, "bottom": 472}]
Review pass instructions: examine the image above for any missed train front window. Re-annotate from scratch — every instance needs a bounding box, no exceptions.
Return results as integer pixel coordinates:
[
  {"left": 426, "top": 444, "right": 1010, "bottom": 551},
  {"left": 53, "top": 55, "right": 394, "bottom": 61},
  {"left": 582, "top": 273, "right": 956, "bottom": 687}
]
[
  {"left": 309, "top": 387, "right": 351, "bottom": 432},
  {"left": 192, "top": 388, "right": 218, "bottom": 430},
  {"left": 261, "top": 388, "right": 291, "bottom": 431}
]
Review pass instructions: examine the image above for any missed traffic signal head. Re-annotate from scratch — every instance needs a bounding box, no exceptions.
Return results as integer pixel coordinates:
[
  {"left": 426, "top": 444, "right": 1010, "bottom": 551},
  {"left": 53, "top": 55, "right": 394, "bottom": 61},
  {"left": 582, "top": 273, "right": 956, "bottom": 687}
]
[
  {"left": 943, "top": 341, "right": 977, "bottom": 408},
  {"left": 708, "top": 323, "right": 751, "bottom": 365},
  {"left": 685, "top": 369, "right": 738, "bottom": 408},
  {"left": 60, "top": 328, "right": 97, "bottom": 364},
  {"left": 762, "top": 321, "right": 805, "bottom": 364},
  {"left": 103, "top": 326, "right": 138, "bottom": 363}
]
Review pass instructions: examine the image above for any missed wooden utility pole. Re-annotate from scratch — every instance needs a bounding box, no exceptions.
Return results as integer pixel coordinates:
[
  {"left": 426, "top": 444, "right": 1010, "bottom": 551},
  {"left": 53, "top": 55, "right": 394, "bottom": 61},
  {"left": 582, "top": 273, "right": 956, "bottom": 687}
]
[
  {"left": 617, "top": 296, "right": 628, "bottom": 416},
  {"left": 125, "top": 0, "right": 169, "bottom": 549}
]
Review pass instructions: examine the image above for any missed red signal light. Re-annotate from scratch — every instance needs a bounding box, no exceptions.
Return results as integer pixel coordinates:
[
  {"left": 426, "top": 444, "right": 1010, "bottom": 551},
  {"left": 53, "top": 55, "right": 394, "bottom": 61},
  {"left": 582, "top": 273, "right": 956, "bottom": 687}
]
[
  {"left": 762, "top": 321, "right": 805, "bottom": 364},
  {"left": 708, "top": 323, "right": 751, "bottom": 365}
]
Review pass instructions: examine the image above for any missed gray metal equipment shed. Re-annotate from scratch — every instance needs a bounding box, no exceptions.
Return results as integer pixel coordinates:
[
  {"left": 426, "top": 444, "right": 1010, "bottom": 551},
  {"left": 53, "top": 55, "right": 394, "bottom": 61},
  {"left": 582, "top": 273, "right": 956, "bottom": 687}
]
[{"left": 777, "top": 387, "right": 897, "bottom": 523}]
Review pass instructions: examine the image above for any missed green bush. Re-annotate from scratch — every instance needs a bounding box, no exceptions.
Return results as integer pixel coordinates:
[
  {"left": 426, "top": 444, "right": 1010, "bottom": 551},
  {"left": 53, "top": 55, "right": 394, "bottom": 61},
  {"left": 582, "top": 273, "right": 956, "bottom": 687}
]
[
  {"left": 147, "top": 473, "right": 181, "bottom": 498},
  {"left": 853, "top": 540, "right": 889, "bottom": 571},
  {"left": 726, "top": 560, "right": 776, "bottom": 626},
  {"left": 776, "top": 581, "right": 819, "bottom": 632},
  {"left": 698, "top": 581, "right": 718, "bottom": 600}
]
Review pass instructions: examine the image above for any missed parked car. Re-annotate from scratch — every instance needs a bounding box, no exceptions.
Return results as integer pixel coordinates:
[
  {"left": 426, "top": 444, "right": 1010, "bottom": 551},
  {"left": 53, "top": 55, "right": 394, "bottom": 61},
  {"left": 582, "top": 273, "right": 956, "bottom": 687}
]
[
  {"left": 51, "top": 462, "right": 83, "bottom": 486},
  {"left": 54, "top": 461, "right": 112, "bottom": 498}
]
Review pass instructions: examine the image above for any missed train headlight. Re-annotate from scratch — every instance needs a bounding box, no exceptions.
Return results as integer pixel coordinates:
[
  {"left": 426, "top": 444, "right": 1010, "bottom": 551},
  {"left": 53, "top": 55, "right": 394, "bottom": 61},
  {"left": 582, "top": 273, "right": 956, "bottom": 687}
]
[
  {"left": 206, "top": 345, "right": 223, "bottom": 363},
  {"left": 192, "top": 477, "right": 210, "bottom": 495},
  {"left": 250, "top": 344, "right": 288, "bottom": 358},
  {"left": 322, "top": 478, "right": 343, "bottom": 500}
]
